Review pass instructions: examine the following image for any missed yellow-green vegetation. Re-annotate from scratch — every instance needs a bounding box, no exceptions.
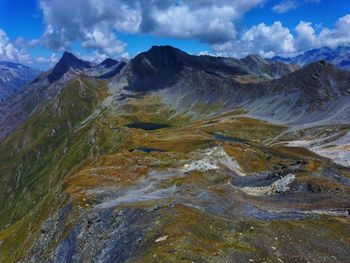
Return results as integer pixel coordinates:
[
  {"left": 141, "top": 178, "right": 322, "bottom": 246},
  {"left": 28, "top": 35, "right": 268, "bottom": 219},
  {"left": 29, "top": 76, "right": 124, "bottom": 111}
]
[
  {"left": 191, "top": 101, "right": 225, "bottom": 116},
  {"left": 120, "top": 95, "right": 192, "bottom": 126},
  {"left": 133, "top": 204, "right": 257, "bottom": 262},
  {"left": 0, "top": 76, "right": 113, "bottom": 228},
  {"left": 203, "top": 116, "right": 287, "bottom": 142},
  {"left": 0, "top": 191, "right": 69, "bottom": 262},
  {"left": 0, "top": 81, "right": 349, "bottom": 262}
]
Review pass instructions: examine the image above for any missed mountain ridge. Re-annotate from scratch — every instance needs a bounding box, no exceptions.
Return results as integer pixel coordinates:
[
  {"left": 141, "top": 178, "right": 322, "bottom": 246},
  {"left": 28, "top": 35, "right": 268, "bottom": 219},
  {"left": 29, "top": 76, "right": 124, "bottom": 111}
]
[
  {"left": 110, "top": 46, "right": 350, "bottom": 125},
  {"left": 48, "top": 51, "right": 92, "bottom": 83},
  {"left": 0, "top": 61, "right": 41, "bottom": 102},
  {"left": 271, "top": 45, "right": 350, "bottom": 70},
  {"left": 1, "top": 46, "right": 349, "bottom": 142}
]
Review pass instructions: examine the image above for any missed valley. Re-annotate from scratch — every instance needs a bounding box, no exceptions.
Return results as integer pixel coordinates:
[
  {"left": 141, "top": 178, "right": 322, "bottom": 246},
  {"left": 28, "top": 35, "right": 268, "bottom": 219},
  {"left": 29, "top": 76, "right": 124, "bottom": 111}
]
[{"left": 0, "top": 46, "right": 349, "bottom": 262}]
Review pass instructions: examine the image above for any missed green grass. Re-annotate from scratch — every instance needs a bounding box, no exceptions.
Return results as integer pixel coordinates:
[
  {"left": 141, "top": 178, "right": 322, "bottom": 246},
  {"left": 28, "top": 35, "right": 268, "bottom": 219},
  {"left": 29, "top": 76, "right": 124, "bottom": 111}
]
[{"left": 0, "top": 76, "right": 115, "bottom": 229}]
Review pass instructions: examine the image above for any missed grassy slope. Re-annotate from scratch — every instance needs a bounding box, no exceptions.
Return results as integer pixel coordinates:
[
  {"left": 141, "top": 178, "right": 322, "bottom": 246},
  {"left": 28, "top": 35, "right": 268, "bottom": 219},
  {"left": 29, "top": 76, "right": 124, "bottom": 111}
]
[
  {"left": 0, "top": 85, "right": 349, "bottom": 262},
  {"left": 0, "top": 76, "right": 113, "bottom": 228}
]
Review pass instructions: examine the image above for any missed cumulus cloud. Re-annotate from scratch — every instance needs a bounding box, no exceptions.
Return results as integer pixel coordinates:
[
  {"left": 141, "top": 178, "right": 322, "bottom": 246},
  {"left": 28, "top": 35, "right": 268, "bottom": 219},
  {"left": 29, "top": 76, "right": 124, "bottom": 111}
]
[
  {"left": 40, "top": 0, "right": 138, "bottom": 57},
  {"left": 319, "top": 14, "right": 350, "bottom": 48},
  {"left": 6, "top": 0, "right": 347, "bottom": 63},
  {"left": 212, "top": 14, "right": 350, "bottom": 58},
  {"left": 242, "top": 22, "right": 296, "bottom": 56},
  {"left": 141, "top": 4, "right": 237, "bottom": 44},
  {"left": 293, "top": 15, "right": 350, "bottom": 51},
  {"left": 0, "top": 29, "right": 57, "bottom": 67},
  {"left": 38, "top": 0, "right": 266, "bottom": 57},
  {"left": 36, "top": 53, "right": 59, "bottom": 64},
  {"left": 0, "top": 29, "right": 32, "bottom": 63}
]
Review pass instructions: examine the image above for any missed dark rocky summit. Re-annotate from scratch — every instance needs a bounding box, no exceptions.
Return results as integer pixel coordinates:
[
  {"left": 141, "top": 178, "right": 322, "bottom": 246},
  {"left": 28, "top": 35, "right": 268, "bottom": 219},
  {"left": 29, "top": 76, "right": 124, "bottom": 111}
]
[{"left": 48, "top": 51, "right": 92, "bottom": 83}]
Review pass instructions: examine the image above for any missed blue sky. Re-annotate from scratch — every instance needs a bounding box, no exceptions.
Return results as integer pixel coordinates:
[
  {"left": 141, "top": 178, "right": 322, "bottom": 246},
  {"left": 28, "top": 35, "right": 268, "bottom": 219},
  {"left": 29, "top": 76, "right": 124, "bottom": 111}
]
[{"left": 0, "top": 0, "right": 349, "bottom": 69}]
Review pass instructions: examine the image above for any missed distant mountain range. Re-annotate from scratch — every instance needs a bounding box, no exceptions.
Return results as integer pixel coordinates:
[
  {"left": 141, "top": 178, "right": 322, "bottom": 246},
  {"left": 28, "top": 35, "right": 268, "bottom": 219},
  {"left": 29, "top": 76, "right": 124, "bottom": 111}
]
[
  {"left": 0, "top": 61, "right": 41, "bottom": 102},
  {"left": 272, "top": 46, "right": 350, "bottom": 70},
  {"left": 1, "top": 46, "right": 350, "bottom": 142}
]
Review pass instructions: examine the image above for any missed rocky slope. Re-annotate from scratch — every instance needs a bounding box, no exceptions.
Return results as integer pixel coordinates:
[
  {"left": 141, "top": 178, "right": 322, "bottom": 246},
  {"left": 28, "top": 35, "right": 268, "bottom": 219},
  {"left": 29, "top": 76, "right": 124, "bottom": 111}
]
[
  {"left": 121, "top": 45, "right": 297, "bottom": 92},
  {"left": 0, "top": 46, "right": 349, "bottom": 262},
  {"left": 272, "top": 45, "right": 350, "bottom": 70},
  {"left": 0, "top": 61, "right": 41, "bottom": 102},
  {"left": 248, "top": 61, "right": 350, "bottom": 125},
  {"left": 113, "top": 46, "right": 350, "bottom": 126},
  {"left": 0, "top": 52, "right": 125, "bottom": 141}
]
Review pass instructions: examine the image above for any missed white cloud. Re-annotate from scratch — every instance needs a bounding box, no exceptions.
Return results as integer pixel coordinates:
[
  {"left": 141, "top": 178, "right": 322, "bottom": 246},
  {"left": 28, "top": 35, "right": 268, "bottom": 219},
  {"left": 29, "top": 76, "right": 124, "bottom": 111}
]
[
  {"left": 143, "top": 5, "right": 237, "bottom": 43},
  {"left": 5, "top": 0, "right": 348, "bottom": 64},
  {"left": 243, "top": 22, "right": 296, "bottom": 55},
  {"left": 213, "top": 21, "right": 296, "bottom": 58},
  {"left": 272, "top": 0, "right": 321, "bottom": 14},
  {"left": 294, "top": 15, "right": 350, "bottom": 51},
  {"left": 0, "top": 29, "right": 32, "bottom": 63},
  {"left": 272, "top": 0, "right": 299, "bottom": 13},
  {"left": 36, "top": 53, "right": 59, "bottom": 64},
  {"left": 319, "top": 14, "right": 350, "bottom": 48},
  {"left": 81, "top": 27, "right": 126, "bottom": 57},
  {"left": 39, "top": 0, "right": 142, "bottom": 57},
  {"left": 295, "top": 21, "right": 318, "bottom": 50},
  {"left": 38, "top": 0, "right": 266, "bottom": 57},
  {"left": 211, "top": 14, "right": 350, "bottom": 58}
]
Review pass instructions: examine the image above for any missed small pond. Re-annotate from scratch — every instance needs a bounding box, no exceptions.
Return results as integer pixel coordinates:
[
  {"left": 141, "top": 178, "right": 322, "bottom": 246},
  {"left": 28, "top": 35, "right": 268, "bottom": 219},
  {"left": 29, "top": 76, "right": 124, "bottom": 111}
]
[
  {"left": 213, "top": 133, "right": 246, "bottom": 144},
  {"left": 125, "top": 122, "right": 171, "bottom": 131},
  {"left": 130, "top": 147, "right": 166, "bottom": 153}
]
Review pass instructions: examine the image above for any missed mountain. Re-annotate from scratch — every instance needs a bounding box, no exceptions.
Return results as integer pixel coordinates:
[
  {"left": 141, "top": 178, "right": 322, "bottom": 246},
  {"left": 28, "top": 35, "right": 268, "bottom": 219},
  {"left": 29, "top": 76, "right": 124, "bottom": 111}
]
[
  {"left": 236, "top": 54, "right": 299, "bottom": 81},
  {"left": 248, "top": 61, "right": 350, "bottom": 124},
  {"left": 0, "top": 61, "right": 41, "bottom": 102},
  {"left": 0, "top": 46, "right": 350, "bottom": 262},
  {"left": 272, "top": 46, "right": 350, "bottom": 70},
  {"left": 120, "top": 45, "right": 297, "bottom": 92},
  {"left": 97, "top": 60, "right": 127, "bottom": 79},
  {"left": 47, "top": 51, "right": 92, "bottom": 83},
  {"left": 0, "top": 52, "right": 125, "bottom": 141},
  {"left": 115, "top": 46, "right": 349, "bottom": 125},
  {"left": 99, "top": 58, "right": 119, "bottom": 68},
  {"left": 266, "top": 61, "right": 350, "bottom": 104}
]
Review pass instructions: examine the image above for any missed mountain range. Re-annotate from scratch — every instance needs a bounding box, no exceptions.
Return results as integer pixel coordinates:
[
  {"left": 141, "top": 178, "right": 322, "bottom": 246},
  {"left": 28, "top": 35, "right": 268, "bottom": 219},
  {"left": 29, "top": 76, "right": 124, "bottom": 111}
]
[
  {"left": 0, "top": 61, "right": 41, "bottom": 102},
  {"left": 272, "top": 45, "right": 350, "bottom": 70},
  {"left": 0, "top": 45, "right": 349, "bottom": 262}
]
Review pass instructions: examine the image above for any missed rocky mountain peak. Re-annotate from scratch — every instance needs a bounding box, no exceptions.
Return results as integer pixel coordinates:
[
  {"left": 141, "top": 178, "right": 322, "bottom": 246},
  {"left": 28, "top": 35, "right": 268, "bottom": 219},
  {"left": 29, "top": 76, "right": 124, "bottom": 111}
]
[
  {"left": 301, "top": 60, "right": 340, "bottom": 77},
  {"left": 99, "top": 58, "right": 119, "bottom": 68},
  {"left": 242, "top": 54, "right": 269, "bottom": 65},
  {"left": 132, "top": 45, "right": 188, "bottom": 70},
  {"left": 48, "top": 51, "right": 92, "bottom": 83},
  {"left": 268, "top": 59, "right": 350, "bottom": 104}
]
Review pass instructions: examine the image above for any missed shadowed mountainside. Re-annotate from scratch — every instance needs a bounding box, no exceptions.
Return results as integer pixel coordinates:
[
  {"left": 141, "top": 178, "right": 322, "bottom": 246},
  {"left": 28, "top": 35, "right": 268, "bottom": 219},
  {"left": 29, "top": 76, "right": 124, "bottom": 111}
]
[{"left": 0, "top": 61, "right": 41, "bottom": 102}]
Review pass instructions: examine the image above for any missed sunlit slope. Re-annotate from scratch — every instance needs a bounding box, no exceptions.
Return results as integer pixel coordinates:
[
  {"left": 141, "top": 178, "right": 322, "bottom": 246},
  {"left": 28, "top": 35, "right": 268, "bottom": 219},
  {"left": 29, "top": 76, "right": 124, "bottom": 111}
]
[
  {"left": 0, "top": 89, "right": 349, "bottom": 262},
  {"left": 0, "top": 76, "right": 115, "bottom": 228}
]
